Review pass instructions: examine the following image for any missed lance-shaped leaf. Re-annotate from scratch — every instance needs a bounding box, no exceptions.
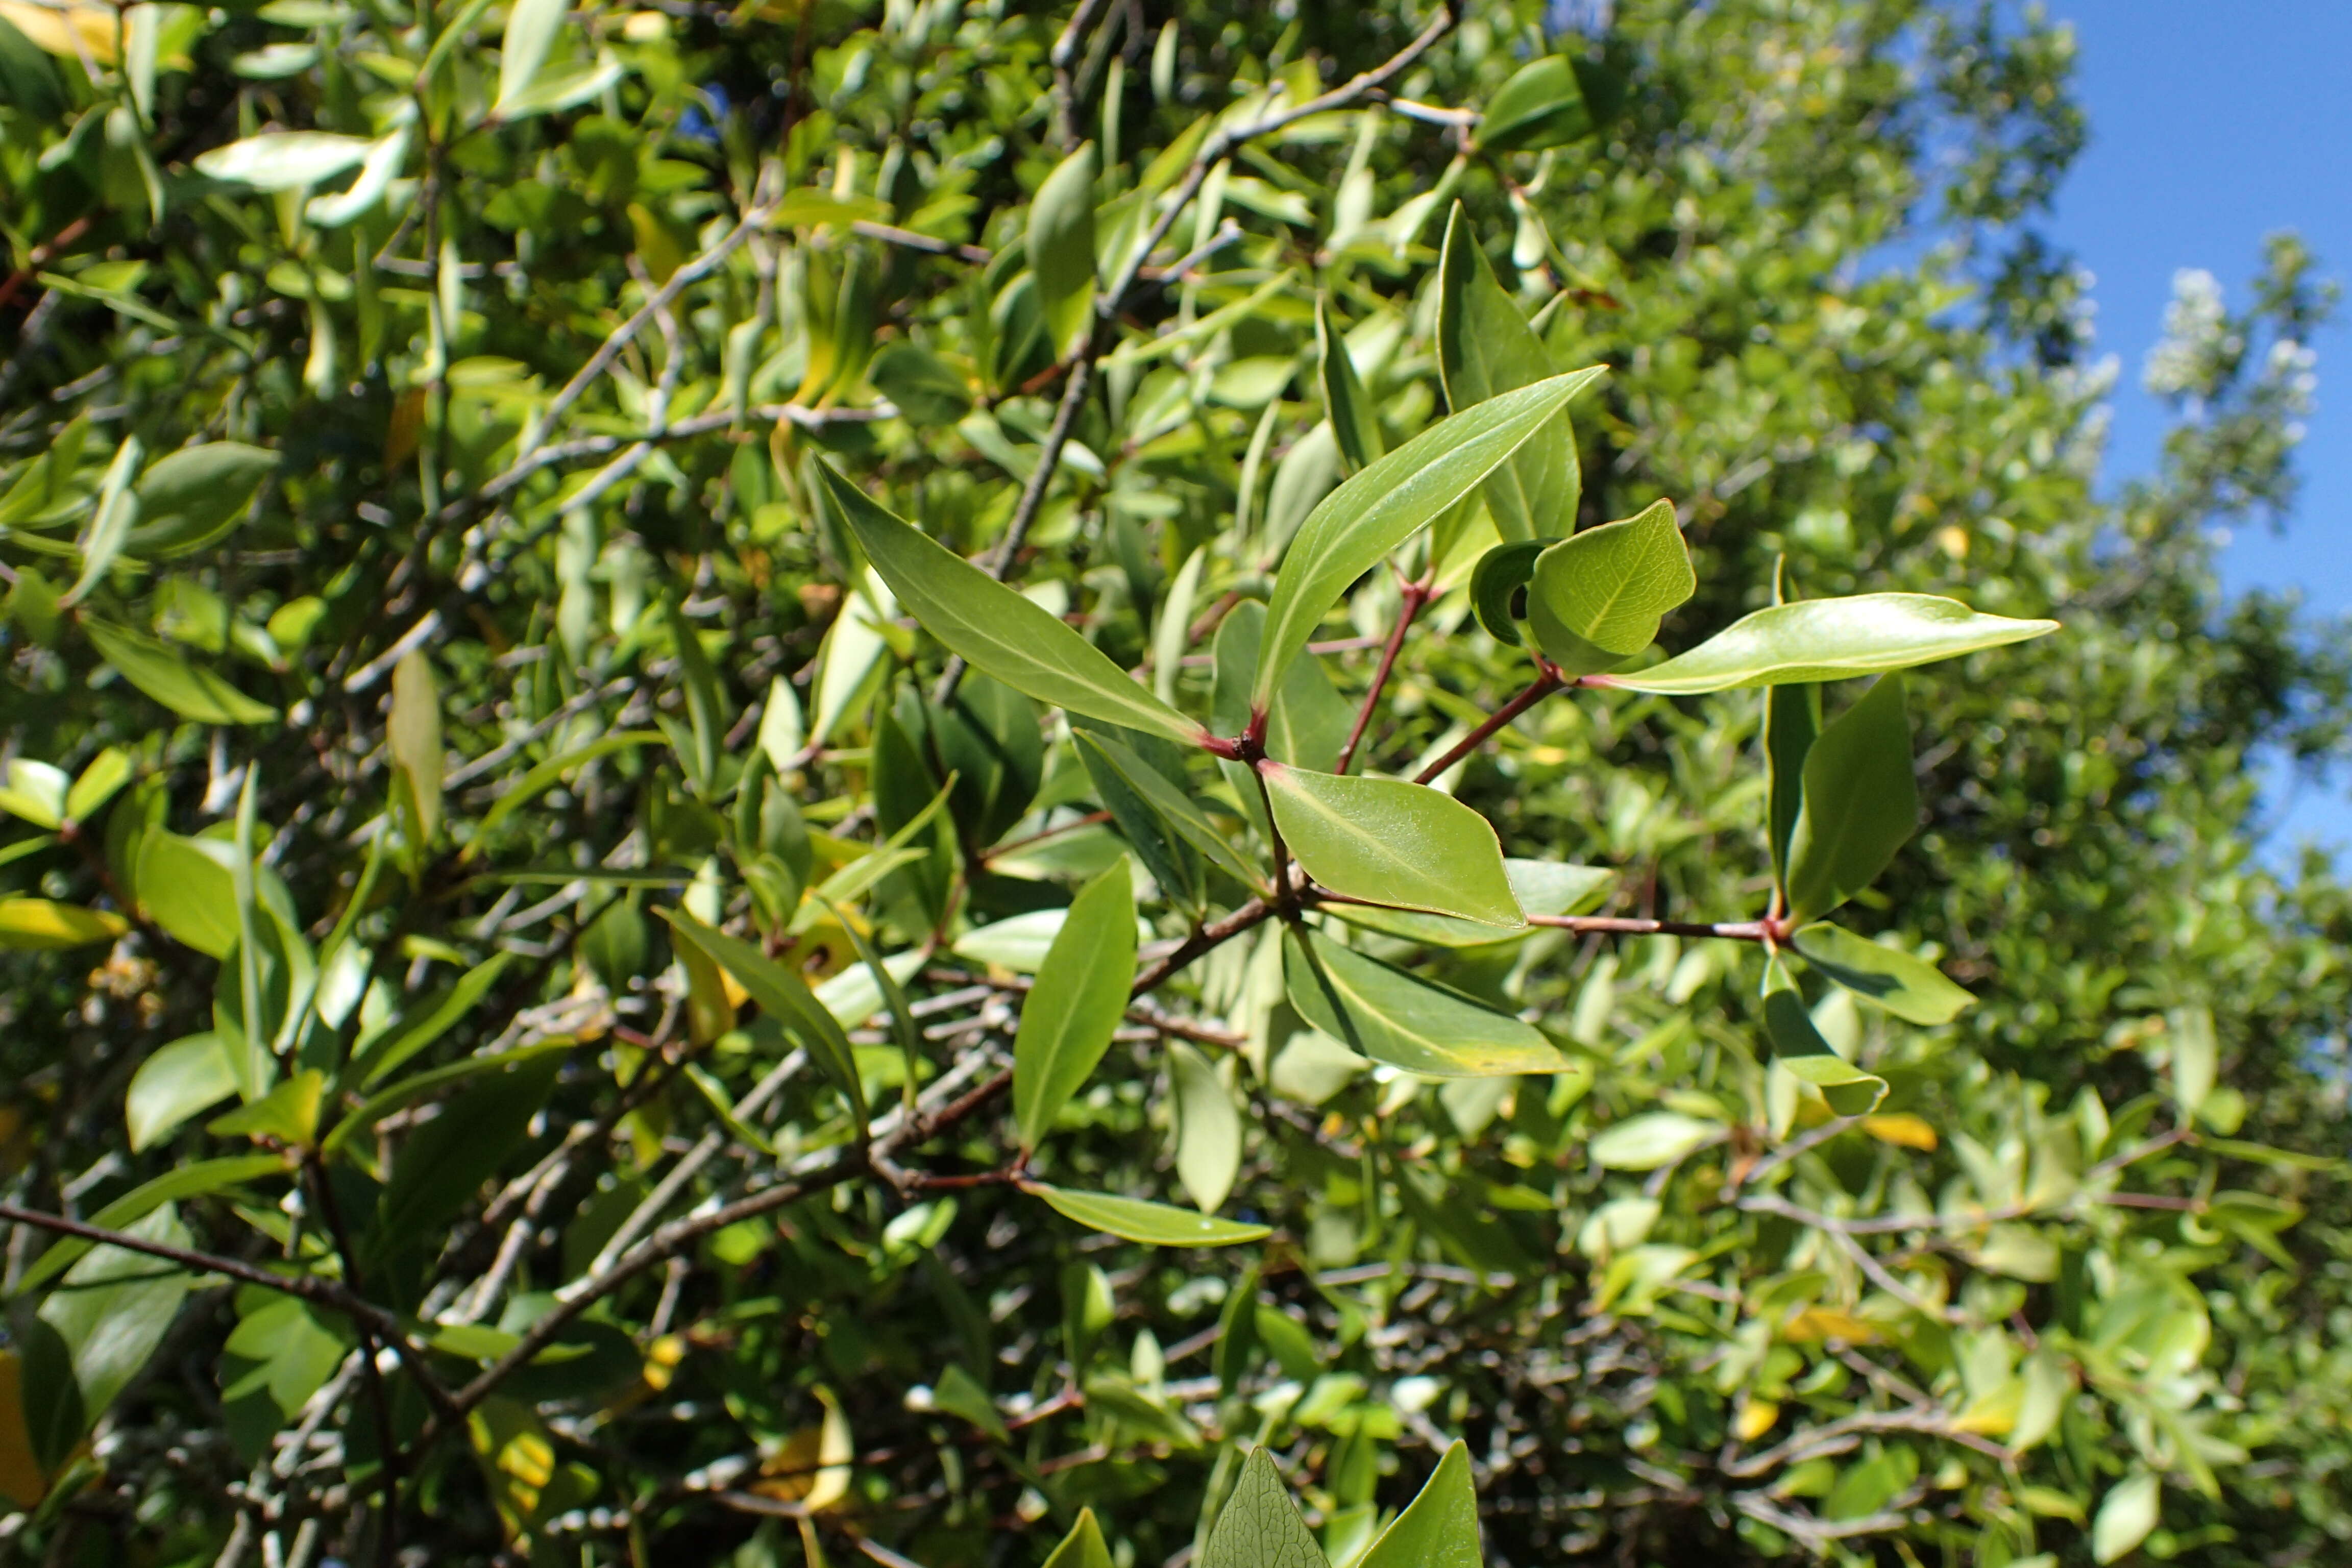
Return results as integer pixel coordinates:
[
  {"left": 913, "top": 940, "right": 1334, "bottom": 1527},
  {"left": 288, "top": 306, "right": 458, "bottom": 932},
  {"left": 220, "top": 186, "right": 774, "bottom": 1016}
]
[
  {"left": 1784, "top": 674, "right": 1916, "bottom": 924},
  {"left": 1284, "top": 927, "right": 1564, "bottom": 1077},
  {"left": 1202, "top": 1448, "right": 1331, "bottom": 1568},
  {"left": 389, "top": 649, "right": 444, "bottom": 846},
  {"left": 194, "top": 131, "right": 377, "bottom": 190},
  {"left": 1318, "top": 298, "right": 1383, "bottom": 474},
  {"left": 1041, "top": 1509, "right": 1114, "bottom": 1568},
  {"left": 1030, "top": 142, "right": 1098, "bottom": 357},
  {"left": 1762, "top": 958, "right": 1885, "bottom": 1116},
  {"left": 85, "top": 620, "right": 276, "bottom": 725},
  {"left": 1327, "top": 859, "right": 1611, "bottom": 947},
  {"left": 494, "top": 0, "right": 567, "bottom": 112},
  {"left": 1594, "top": 593, "right": 2059, "bottom": 695},
  {"left": 1360, "top": 1439, "right": 1483, "bottom": 1568},
  {"left": 664, "top": 911, "right": 867, "bottom": 1128},
  {"left": 1169, "top": 1042, "right": 1242, "bottom": 1214},
  {"left": 1526, "top": 499, "right": 1695, "bottom": 674},
  {"left": 816, "top": 463, "right": 1207, "bottom": 748},
  {"left": 1477, "top": 55, "right": 1595, "bottom": 152},
  {"left": 1076, "top": 730, "right": 1266, "bottom": 893},
  {"left": 124, "top": 441, "right": 275, "bottom": 558},
  {"left": 14, "top": 1154, "right": 284, "bottom": 1293},
  {"left": 1026, "top": 1184, "right": 1271, "bottom": 1247},
  {"left": 1438, "top": 204, "right": 1577, "bottom": 544},
  {"left": 1258, "top": 763, "right": 1523, "bottom": 928},
  {"left": 1791, "top": 923, "right": 1974, "bottom": 1025},
  {"left": 1253, "top": 367, "right": 1605, "bottom": 713},
  {"left": 1012, "top": 864, "right": 1138, "bottom": 1148}
]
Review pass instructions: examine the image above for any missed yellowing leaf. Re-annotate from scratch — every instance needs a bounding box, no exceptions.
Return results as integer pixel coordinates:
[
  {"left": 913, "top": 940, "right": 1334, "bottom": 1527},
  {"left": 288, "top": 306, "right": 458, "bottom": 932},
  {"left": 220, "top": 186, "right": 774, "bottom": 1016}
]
[
  {"left": 0, "top": 898, "right": 126, "bottom": 950},
  {"left": 1781, "top": 1307, "right": 1879, "bottom": 1344},
  {"left": 0, "top": 0, "right": 116, "bottom": 61},
  {"left": 1732, "top": 1399, "right": 1780, "bottom": 1442},
  {"left": 756, "top": 1389, "right": 852, "bottom": 1510},
  {"left": 0, "top": 1351, "right": 47, "bottom": 1509},
  {"left": 1861, "top": 1113, "right": 1938, "bottom": 1151}
]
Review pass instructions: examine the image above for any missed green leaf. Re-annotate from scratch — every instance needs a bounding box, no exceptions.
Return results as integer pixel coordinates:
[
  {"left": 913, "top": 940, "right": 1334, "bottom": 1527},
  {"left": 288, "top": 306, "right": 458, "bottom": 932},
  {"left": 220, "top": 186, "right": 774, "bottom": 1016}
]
[
  {"left": 816, "top": 463, "right": 1205, "bottom": 748},
  {"left": 1259, "top": 763, "right": 1523, "bottom": 928},
  {"left": 1170, "top": 1042, "right": 1242, "bottom": 1214},
  {"left": 0, "top": 898, "right": 126, "bottom": 950},
  {"left": 389, "top": 649, "right": 444, "bottom": 846},
  {"left": 134, "top": 830, "right": 238, "bottom": 956},
  {"left": 1762, "top": 682, "right": 1819, "bottom": 893},
  {"left": 1026, "top": 1185, "right": 1271, "bottom": 1247},
  {"left": 1360, "top": 1440, "right": 1482, "bottom": 1568},
  {"left": 1013, "top": 863, "right": 1138, "bottom": 1148},
  {"left": 194, "top": 130, "right": 377, "bottom": 190},
  {"left": 15, "top": 1155, "right": 283, "bottom": 1293},
  {"left": 64, "top": 746, "right": 131, "bottom": 822},
  {"left": 305, "top": 125, "right": 410, "bottom": 227},
  {"left": 1080, "top": 728, "right": 1264, "bottom": 890},
  {"left": 1468, "top": 537, "right": 1555, "bottom": 648},
  {"left": 1477, "top": 55, "right": 1595, "bottom": 152},
  {"left": 2169, "top": 1003, "right": 2218, "bottom": 1117},
  {"left": 1784, "top": 674, "right": 1915, "bottom": 924},
  {"left": 62, "top": 434, "right": 140, "bottom": 607},
  {"left": 37, "top": 1206, "right": 191, "bottom": 1426},
  {"left": 1790, "top": 924, "right": 1973, "bottom": 1024},
  {"left": 1437, "top": 205, "right": 1576, "bottom": 544},
  {"left": 664, "top": 911, "right": 867, "bottom": 1128},
  {"left": 867, "top": 342, "right": 972, "bottom": 427},
  {"left": 122, "top": 443, "right": 275, "bottom": 558},
  {"left": 1201, "top": 1447, "right": 1330, "bottom": 1568},
  {"left": 1761, "top": 966, "right": 1885, "bottom": 1116},
  {"left": 353, "top": 952, "right": 512, "bottom": 1086},
  {"left": 1525, "top": 500, "right": 1695, "bottom": 674},
  {"left": 85, "top": 619, "right": 277, "bottom": 726},
  {"left": 1041, "top": 1508, "right": 1115, "bottom": 1568},
  {"left": 2092, "top": 1473, "right": 2160, "bottom": 1564},
  {"left": 1073, "top": 727, "right": 1207, "bottom": 908},
  {"left": 1596, "top": 593, "right": 2060, "bottom": 695},
  {"left": 1588, "top": 1112, "right": 1721, "bottom": 1171},
  {"left": 1326, "top": 859, "right": 1611, "bottom": 947},
  {"left": 473, "top": 732, "right": 665, "bottom": 839},
  {"left": 207, "top": 1069, "right": 325, "bottom": 1147},
  {"left": 125, "top": 1032, "right": 240, "bottom": 1152},
  {"left": 1318, "top": 299, "right": 1384, "bottom": 474},
  {"left": 0, "top": 759, "right": 65, "bottom": 827},
  {"left": 1283, "top": 927, "right": 1564, "bottom": 1078},
  {"left": 373, "top": 1051, "right": 561, "bottom": 1262},
  {"left": 320, "top": 1042, "right": 574, "bottom": 1159},
  {"left": 932, "top": 1362, "right": 1011, "bottom": 1443},
  {"left": 1029, "top": 142, "right": 1099, "bottom": 357},
  {"left": 494, "top": 0, "right": 566, "bottom": 111},
  {"left": 1253, "top": 368, "right": 1605, "bottom": 713}
]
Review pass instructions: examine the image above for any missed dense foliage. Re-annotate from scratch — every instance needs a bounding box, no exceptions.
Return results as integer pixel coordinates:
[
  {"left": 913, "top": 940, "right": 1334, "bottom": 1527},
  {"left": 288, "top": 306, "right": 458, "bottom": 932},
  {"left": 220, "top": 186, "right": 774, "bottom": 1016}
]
[{"left": 1, "top": 0, "right": 2348, "bottom": 1565}]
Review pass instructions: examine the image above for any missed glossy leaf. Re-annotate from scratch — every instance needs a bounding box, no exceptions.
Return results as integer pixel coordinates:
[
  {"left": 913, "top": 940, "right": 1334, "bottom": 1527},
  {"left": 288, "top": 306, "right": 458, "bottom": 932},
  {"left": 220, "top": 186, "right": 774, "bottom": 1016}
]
[
  {"left": 1359, "top": 1439, "right": 1482, "bottom": 1568},
  {"left": 665, "top": 911, "right": 867, "bottom": 1127},
  {"left": 494, "top": 0, "right": 566, "bottom": 111},
  {"left": 38, "top": 1206, "right": 191, "bottom": 1426},
  {"left": 2093, "top": 1473, "right": 2160, "bottom": 1564},
  {"left": 208, "top": 1069, "right": 325, "bottom": 1146},
  {"left": 1477, "top": 55, "right": 1595, "bottom": 152},
  {"left": 134, "top": 830, "right": 238, "bottom": 956},
  {"left": 1784, "top": 674, "right": 1916, "bottom": 923},
  {"left": 389, "top": 649, "right": 444, "bottom": 846},
  {"left": 63, "top": 434, "right": 139, "bottom": 606},
  {"left": 1253, "top": 367, "right": 1605, "bottom": 712},
  {"left": 1013, "top": 864, "right": 1138, "bottom": 1148},
  {"left": 1284, "top": 927, "right": 1564, "bottom": 1078},
  {"left": 64, "top": 746, "right": 130, "bottom": 821},
  {"left": 1041, "top": 1508, "right": 1115, "bottom": 1568},
  {"left": 1326, "top": 859, "right": 1611, "bottom": 947},
  {"left": 0, "top": 759, "right": 65, "bottom": 827},
  {"left": 1597, "top": 593, "right": 2060, "bottom": 695},
  {"left": 1589, "top": 1112, "right": 1721, "bottom": 1171},
  {"left": 1437, "top": 204, "right": 1576, "bottom": 544},
  {"left": 194, "top": 130, "right": 376, "bottom": 190},
  {"left": 1029, "top": 142, "right": 1098, "bottom": 356},
  {"left": 123, "top": 442, "right": 274, "bottom": 558},
  {"left": 1762, "top": 681, "right": 1820, "bottom": 893},
  {"left": 1200, "top": 1447, "right": 1329, "bottom": 1568},
  {"left": 17, "top": 1156, "right": 281, "bottom": 1292},
  {"left": 0, "top": 898, "right": 125, "bottom": 950},
  {"left": 1026, "top": 1185, "right": 1271, "bottom": 1247},
  {"left": 1791, "top": 923, "right": 1973, "bottom": 1024},
  {"left": 125, "top": 1032, "right": 239, "bottom": 1151},
  {"left": 1761, "top": 966, "right": 1885, "bottom": 1115},
  {"left": 817, "top": 462, "right": 1206, "bottom": 747},
  {"left": 85, "top": 619, "right": 276, "bottom": 725},
  {"left": 1526, "top": 500, "right": 1694, "bottom": 674},
  {"left": 1259, "top": 763, "right": 1523, "bottom": 927},
  {"left": 1169, "top": 1043, "right": 1242, "bottom": 1214},
  {"left": 1318, "top": 299, "right": 1384, "bottom": 473},
  {"left": 1076, "top": 729, "right": 1263, "bottom": 893}
]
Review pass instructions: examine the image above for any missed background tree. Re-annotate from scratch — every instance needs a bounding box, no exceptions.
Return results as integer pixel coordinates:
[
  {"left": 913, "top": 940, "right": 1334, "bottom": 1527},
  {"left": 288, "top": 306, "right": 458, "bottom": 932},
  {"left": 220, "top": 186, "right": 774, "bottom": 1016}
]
[{"left": 0, "top": 0, "right": 2347, "bottom": 1565}]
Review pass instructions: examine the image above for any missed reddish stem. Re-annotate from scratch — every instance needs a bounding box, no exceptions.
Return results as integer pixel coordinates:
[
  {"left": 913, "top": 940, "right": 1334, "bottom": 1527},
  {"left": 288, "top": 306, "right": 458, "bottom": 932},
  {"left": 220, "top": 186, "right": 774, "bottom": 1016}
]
[
  {"left": 1410, "top": 666, "right": 1564, "bottom": 785},
  {"left": 1335, "top": 578, "right": 1430, "bottom": 774}
]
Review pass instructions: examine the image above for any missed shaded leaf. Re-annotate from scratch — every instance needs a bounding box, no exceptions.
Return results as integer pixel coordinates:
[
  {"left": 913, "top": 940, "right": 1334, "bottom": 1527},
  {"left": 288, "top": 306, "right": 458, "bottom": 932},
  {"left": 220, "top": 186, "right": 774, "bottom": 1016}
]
[
  {"left": 1784, "top": 675, "right": 1915, "bottom": 923},
  {"left": 1283, "top": 926, "right": 1563, "bottom": 1077},
  {"left": 1437, "top": 205, "right": 1575, "bottom": 544},
  {"left": 86, "top": 619, "right": 276, "bottom": 725},
  {"left": 665, "top": 911, "right": 867, "bottom": 1127},
  {"left": 124, "top": 443, "right": 274, "bottom": 558},
  {"left": 1318, "top": 298, "right": 1384, "bottom": 474}
]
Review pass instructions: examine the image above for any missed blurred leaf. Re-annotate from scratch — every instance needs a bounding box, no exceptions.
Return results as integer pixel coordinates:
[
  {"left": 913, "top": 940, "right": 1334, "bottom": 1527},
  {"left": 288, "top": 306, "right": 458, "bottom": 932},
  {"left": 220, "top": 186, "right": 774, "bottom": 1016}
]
[
  {"left": 1029, "top": 142, "right": 1098, "bottom": 357},
  {"left": 85, "top": 620, "right": 276, "bottom": 725},
  {"left": 123, "top": 443, "right": 275, "bottom": 558},
  {"left": 1477, "top": 55, "right": 1594, "bottom": 152},
  {"left": 2093, "top": 1473, "right": 2160, "bottom": 1564},
  {"left": 1437, "top": 205, "right": 1575, "bottom": 543},
  {"left": 1026, "top": 1185, "right": 1269, "bottom": 1247},
  {"left": 125, "top": 1033, "right": 240, "bottom": 1152},
  {"left": 1169, "top": 1042, "right": 1241, "bottom": 1214},
  {"left": 0, "top": 898, "right": 125, "bottom": 951}
]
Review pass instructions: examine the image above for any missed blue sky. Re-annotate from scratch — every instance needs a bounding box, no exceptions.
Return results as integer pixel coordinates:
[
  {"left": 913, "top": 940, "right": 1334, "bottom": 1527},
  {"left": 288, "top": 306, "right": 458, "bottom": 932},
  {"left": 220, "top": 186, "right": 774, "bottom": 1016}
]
[{"left": 2040, "top": 1, "right": 2352, "bottom": 857}]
